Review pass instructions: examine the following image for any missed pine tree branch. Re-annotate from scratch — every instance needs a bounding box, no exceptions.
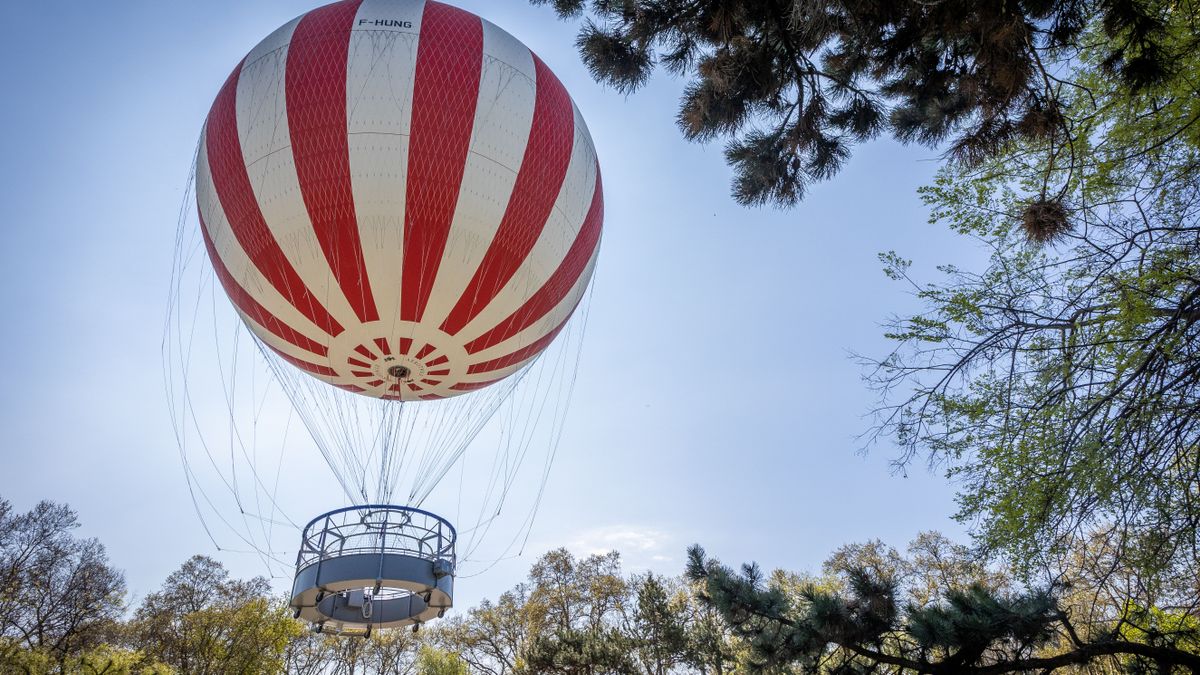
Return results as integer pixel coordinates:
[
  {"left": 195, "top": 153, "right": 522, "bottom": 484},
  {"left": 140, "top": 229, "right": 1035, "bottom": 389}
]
[
  {"left": 835, "top": 635, "right": 1200, "bottom": 675},
  {"left": 841, "top": 643, "right": 936, "bottom": 673},
  {"left": 967, "top": 638, "right": 1200, "bottom": 674}
]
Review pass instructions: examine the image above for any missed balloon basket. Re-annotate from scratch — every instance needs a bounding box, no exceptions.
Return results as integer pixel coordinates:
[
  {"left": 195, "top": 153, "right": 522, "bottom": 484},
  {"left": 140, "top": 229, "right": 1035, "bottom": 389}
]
[{"left": 289, "top": 505, "right": 455, "bottom": 635}]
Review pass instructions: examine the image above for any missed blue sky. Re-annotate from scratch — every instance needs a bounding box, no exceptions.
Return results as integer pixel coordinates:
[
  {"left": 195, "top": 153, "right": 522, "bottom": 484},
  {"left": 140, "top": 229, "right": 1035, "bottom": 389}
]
[{"left": 0, "top": 1, "right": 985, "bottom": 609}]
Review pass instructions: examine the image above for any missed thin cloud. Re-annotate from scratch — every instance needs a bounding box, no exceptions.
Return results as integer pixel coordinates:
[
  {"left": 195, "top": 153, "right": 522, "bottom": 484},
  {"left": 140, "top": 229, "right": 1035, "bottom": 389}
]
[{"left": 566, "top": 525, "right": 679, "bottom": 572}]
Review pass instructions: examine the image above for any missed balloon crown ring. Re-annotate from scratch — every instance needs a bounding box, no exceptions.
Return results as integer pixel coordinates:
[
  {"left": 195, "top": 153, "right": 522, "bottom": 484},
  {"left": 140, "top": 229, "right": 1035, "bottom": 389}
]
[{"left": 387, "top": 364, "right": 413, "bottom": 381}]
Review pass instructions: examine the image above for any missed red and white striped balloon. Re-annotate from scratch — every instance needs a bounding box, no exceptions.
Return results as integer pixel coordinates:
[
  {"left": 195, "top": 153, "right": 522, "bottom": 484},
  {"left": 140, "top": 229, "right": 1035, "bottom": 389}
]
[{"left": 196, "top": 0, "right": 602, "bottom": 401}]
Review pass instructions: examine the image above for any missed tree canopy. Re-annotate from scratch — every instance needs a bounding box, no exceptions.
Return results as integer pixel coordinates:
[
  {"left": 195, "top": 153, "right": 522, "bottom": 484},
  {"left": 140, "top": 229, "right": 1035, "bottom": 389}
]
[
  {"left": 2, "top": 495, "right": 1197, "bottom": 674},
  {"left": 689, "top": 533, "right": 1200, "bottom": 673},
  {"left": 530, "top": 1, "right": 1200, "bottom": 654},
  {"left": 863, "top": 0, "right": 1200, "bottom": 598},
  {"left": 129, "top": 555, "right": 300, "bottom": 675},
  {"left": 532, "top": 0, "right": 1193, "bottom": 208},
  {"left": 0, "top": 498, "right": 129, "bottom": 672}
]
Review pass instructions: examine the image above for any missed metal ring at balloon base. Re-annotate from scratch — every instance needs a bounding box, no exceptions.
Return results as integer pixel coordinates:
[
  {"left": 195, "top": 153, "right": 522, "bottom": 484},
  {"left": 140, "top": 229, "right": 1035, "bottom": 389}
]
[{"left": 289, "top": 505, "right": 456, "bottom": 633}]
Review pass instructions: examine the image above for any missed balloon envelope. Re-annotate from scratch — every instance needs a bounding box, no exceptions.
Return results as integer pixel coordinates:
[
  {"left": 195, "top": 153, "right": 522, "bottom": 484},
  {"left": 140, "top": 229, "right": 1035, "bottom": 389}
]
[{"left": 195, "top": 0, "right": 602, "bottom": 401}]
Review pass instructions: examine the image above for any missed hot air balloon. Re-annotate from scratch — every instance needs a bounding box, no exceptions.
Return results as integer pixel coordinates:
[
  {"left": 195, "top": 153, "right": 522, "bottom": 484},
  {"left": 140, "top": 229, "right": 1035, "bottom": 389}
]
[{"left": 171, "top": 0, "right": 602, "bottom": 635}]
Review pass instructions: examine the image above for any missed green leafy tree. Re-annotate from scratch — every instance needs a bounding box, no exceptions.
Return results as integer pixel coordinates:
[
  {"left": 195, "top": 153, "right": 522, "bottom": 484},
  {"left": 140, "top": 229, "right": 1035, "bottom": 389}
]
[
  {"left": 0, "top": 638, "right": 170, "bottom": 674},
  {"left": 1117, "top": 604, "right": 1200, "bottom": 674},
  {"left": 532, "top": 0, "right": 1187, "bottom": 207},
  {"left": 629, "top": 574, "right": 689, "bottom": 675},
  {"left": 822, "top": 533, "right": 1012, "bottom": 609},
  {"left": 516, "top": 549, "right": 640, "bottom": 674},
  {"left": 523, "top": 627, "right": 639, "bottom": 675},
  {"left": 65, "top": 645, "right": 172, "bottom": 675},
  {"left": 367, "top": 627, "right": 421, "bottom": 675},
  {"left": 863, "top": 0, "right": 1200, "bottom": 602},
  {"left": 284, "top": 627, "right": 419, "bottom": 675},
  {"left": 678, "top": 591, "right": 739, "bottom": 675},
  {"left": 312, "top": 631, "right": 373, "bottom": 675},
  {"left": 129, "top": 555, "right": 300, "bottom": 674},
  {"left": 435, "top": 548, "right": 742, "bottom": 675},
  {"left": 417, "top": 645, "right": 470, "bottom": 675},
  {"left": 526, "top": 549, "right": 629, "bottom": 634},
  {"left": 436, "top": 586, "right": 534, "bottom": 675},
  {"left": 282, "top": 631, "right": 331, "bottom": 675},
  {"left": 0, "top": 498, "right": 126, "bottom": 670}
]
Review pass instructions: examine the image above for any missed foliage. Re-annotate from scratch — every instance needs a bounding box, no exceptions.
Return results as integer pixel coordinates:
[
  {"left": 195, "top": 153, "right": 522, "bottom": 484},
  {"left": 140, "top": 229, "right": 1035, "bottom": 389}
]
[
  {"left": 128, "top": 555, "right": 301, "bottom": 675},
  {"left": 285, "top": 627, "right": 419, "bottom": 675},
  {"left": 532, "top": 0, "right": 1190, "bottom": 207},
  {"left": 417, "top": 645, "right": 471, "bottom": 675},
  {"left": 0, "top": 499, "right": 722, "bottom": 673},
  {"left": 0, "top": 498, "right": 126, "bottom": 669},
  {"left": 0, "top": 641, "right": 170, "bottom": 675},
  {"left": 523, "top": 626, "right": 639, "bottom": 675},
  {"left": 864, "top": 1, "right": 1200, "bottom": 605},
  {"left": 436, "top": 548, "right": 740, "bottom": 675},
  {"left": 4, "top": 495, "right": 1197, "bottom": 674},
  {"left": 434, "top": 585, "right": 533, "bottom": 675},
  {"left": 630, "top": 574, "right": 689, "bottom": 675},
  {"left": 687, "top": 535, "right": 1200, "bottom": 674}
]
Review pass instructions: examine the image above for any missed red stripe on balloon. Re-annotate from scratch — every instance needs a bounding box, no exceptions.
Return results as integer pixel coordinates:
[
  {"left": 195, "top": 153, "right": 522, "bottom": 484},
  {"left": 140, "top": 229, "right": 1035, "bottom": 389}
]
[
  {"left": 204, "top": 64, "right": 344, "bottom": 337},
  {"left": 420, "top": 394, "right": 443, "bottom": 400},
  {"left": 467, "top": 315, "right": 569, "bottom": 374},
  {"left": 415, "top": 344, "right": 435, "bottom": 360},
  {"left": 268, "top": 345, "right": 339, "bottom": 378},
  {"left": 398, "top": 337, "right": 413, "bottom": 355},
  {"left": 464, "top": 166, "right": 602, "bottom": 354},
  {"left": 286, "top": 0, "right": 380, "bottom": 325},
  {"left": 347, "top": 357, "right": 370, "bottom": 368},
  {"left": 400, "top": 1, "right": 483, "bottom": 322},
  {"left": 450, "top": 377, "right": 505, "bottom": 392},
  {"left": 426, "top": 355, "right": 449, "bottom": 367},
  {"left": 373, "top": 337, "right": 391, "bottom": 355},
  {"left": 199, "top": 213, "right": 328, "bottom": 358},
  {"left": 439, "top": 54, "right": 574, "bottom": 336}
]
